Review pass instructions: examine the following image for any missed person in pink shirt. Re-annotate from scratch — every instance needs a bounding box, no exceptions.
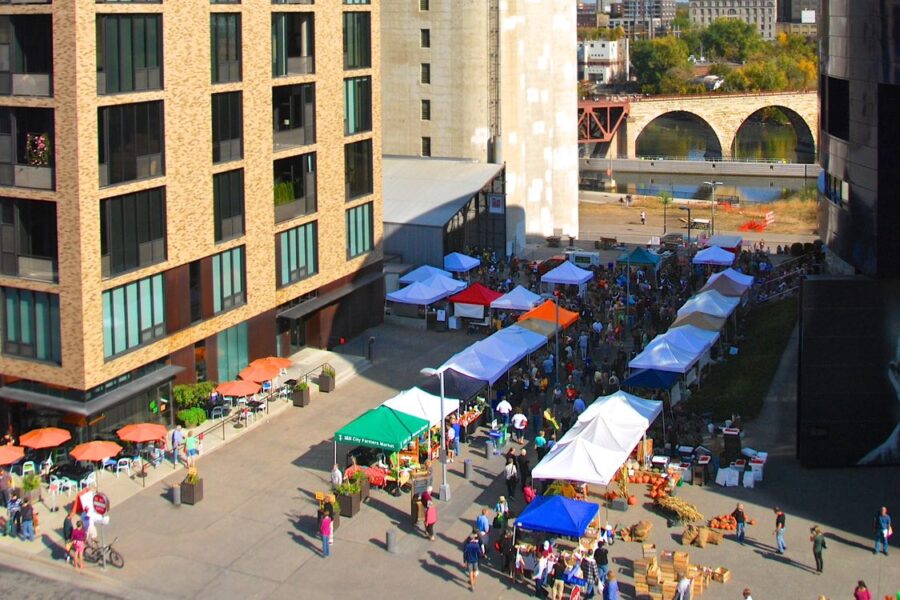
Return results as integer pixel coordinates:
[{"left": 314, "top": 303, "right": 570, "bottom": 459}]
[
  {"left": 853, "top": 580, "right": 872, "bottom": 600},
  {"left": 320, "top": 512, "right": 333, "bottom": 557}
]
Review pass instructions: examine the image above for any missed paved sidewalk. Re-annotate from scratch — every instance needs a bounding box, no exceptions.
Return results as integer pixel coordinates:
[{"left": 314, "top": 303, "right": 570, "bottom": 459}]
[{"left": 1, "top": 321, "right": 898, "bottom": 600}]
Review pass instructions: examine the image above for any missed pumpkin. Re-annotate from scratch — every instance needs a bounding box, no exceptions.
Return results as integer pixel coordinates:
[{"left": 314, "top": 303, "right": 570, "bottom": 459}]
[
  {"left": 627, "top": 495, "right": 638, "bottom": 506},
  {"left": 642, "top": 474, "right": 651, "bottom": 483},
  {"left": 748, "top": 519, "right": 756, "bottom": 526},
  {"left": 649, "top": 490, "right": 658, "bottom": 499}
]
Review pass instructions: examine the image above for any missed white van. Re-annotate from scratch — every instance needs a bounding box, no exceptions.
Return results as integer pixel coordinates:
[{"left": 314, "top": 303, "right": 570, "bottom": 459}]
[{"left": 566, "top": 251, "right": 601, "bottom": 268}]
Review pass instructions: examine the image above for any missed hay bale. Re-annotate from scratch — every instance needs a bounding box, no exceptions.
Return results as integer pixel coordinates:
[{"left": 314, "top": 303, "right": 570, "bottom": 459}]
[
  {"left": 681, "top": 526, "right": 698, "bottom": 546},
  {"left": 695, "top": 527, "right": 709, "bottom": 548},
  {"left": 706, "top": 528, "right": 723, "bottom": 545}
]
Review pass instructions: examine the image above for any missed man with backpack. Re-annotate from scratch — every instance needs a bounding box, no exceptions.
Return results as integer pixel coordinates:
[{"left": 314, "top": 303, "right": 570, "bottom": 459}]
[{"left": 463, "top": 532, "right": 483, "bottom": 591}]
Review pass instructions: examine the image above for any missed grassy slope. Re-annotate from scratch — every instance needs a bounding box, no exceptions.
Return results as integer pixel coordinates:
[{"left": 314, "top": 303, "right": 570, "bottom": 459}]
[{"left": 686, "top": 297, "right": 799, "bottom": 420}]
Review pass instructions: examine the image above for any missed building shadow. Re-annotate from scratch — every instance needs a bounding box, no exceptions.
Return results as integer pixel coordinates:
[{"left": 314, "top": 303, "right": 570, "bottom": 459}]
[{"left": 752, "top": 548, "right": 818, "bottom": 573}]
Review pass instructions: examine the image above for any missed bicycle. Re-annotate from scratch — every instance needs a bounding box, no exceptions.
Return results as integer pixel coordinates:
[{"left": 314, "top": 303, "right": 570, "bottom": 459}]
[{"left": 83, "top": 536, "right": 125, "bottom": 569}]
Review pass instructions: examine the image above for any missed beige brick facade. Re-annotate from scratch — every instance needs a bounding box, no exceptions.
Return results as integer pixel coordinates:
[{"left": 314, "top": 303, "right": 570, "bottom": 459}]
[{"left": 0, "top": 0, "right": 382, "bottom": 392}]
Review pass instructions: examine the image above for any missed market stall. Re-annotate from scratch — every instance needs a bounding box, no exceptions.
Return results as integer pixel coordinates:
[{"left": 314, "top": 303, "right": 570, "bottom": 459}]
[
  {"left": 419, "top": 369, "right": 487, "bottom": 442},
  {"left": 541, "top": 261, "right": 593, "bottom": 296},
  {"left": 623, "top": 368, "right": 683, "bottom": 406},
  {"left": 399, "top": 264, "right": 454, "bottom": 284},
  {"left": 490, "top": 285, "right": 542, "bottom": 312},
  {"left": 490, "top": 324, "right": 548, "bottom": 355},
  {"left": 440, "top": 347, "right": 510, "bottom": 386},
  {"left": 448, "top": 282, "right": 502, "bottom": 320},
  {"left": 707, "top": 268, "right": 753, "bottom": 288},
  {"left": 382, "top": 387, "right": 460, "bottom": 461},
  {"left": 692, "top": 246, "right": 736, "bottom": 267},
  {"left": 670, "top": 311, "right": 726, "bottom": 332},
  {"left": 516, "top": 495, "right": 601, "bottom": 539},
  {"left": 518, "top": 300, "right": 580, "bottom": 329},
  {"left": 703, "top": 234, "right": 743, "bottom": 254},
  {"left": 443, "top": 252, "right": 480, "bottom": 273},
  {"left": 676, "top": 290, "right": 740, "bottom": 319},
  {"left": 531, "top": 437, "right": 627, "bottom": 486}
]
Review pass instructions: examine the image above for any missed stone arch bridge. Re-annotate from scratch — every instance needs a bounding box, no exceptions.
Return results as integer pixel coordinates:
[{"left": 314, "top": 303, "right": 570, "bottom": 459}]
[{"left": 578, "top": 91, "right": 818, "bottom": 160}]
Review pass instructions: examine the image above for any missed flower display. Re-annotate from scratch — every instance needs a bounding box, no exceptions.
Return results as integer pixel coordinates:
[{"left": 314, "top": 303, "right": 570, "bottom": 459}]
[{"left": 26, "top": 133, "right": 51, "bottom": 167}]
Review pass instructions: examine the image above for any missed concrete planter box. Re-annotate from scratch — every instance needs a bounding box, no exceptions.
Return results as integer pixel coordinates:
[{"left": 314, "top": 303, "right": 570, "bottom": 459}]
[
  {"left": 14, "top": 165, "right": 53, "bottom": 190},
  {"left": 337, "top": 491, "right": 361, "bottom": 518},
  {"left": 181, "top": 479, "right": 204, "bottom": 505},
  {"left": 318, "top": 373, "right": 335, "bottom": 393},
  {"left": 292, "top": 386, "right": 310, "bottom": 407}
]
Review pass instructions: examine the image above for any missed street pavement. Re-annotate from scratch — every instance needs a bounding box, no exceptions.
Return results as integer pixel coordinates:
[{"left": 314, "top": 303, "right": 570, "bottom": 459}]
[{"left": 1, "top": 317, "right": 898, "bottom": 599}]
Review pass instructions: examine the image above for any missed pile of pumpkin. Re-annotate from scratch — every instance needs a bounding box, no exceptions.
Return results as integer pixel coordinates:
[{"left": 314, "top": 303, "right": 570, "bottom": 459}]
[
  {"left": 628, "top": 470, "right": 678, "bottom": 500},
  {"left": 708, "top": 514, "right": 756, "bottom": 530}
]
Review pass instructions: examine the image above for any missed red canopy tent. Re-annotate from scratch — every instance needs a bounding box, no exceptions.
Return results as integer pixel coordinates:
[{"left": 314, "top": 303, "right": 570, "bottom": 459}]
[
  {"left": 448, "top": 282, "right": 503, "bottom": 306},
  {"left": 518, "top": 300, "right": 580, "bottom": 329}
]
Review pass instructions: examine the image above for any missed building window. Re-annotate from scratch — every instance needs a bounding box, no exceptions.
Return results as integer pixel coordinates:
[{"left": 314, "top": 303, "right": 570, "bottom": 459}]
[
  {"left": 421, "top": 99, "right": 431, "bottom": 120},
  {"left": 0, "top": 198, "right": 57, "bottom": 282},
  {"left": 212, "top": 246, "right": 245, "bottom": 314},
  {"left": 420, "top": 0, "right": 429, "bottom": 9},
  {"left": 273, "top": 83, "right": 315, "bottom": 150},
  {"left": 96, "top": 14, "right": 162, "bottom": 95},
  {"left": 217, "top": 321, "right": 248, "bottom": 382},
  {"left": 102, "top": 273, "right": 165, "bottom": 359},
  {"left": 211, "top": 13, "right": 241, "bottom": 84},
  {"left": 346, "top": 202, "right": 373, "bottom": 258},
  {"left": 343, "top": 11, "right": 371, "bottom": 70},
  {"left": 98, "top": 101, "right": 164, "bottom": 187},
  {"left": 345, "top": 139, "right": 373, "bottom": 200},
  {"left": 0, "top": 15, "right": 53, "bottom": 97},
  {"left": 274, "top": 153, "right": 317, "bottom": 222},
  {"left": 825, "top": 76, "right": 849, "bottom": 141},
  {"left": 212, "top": 91, "right": 243, "bottom": 164},
  {"left": 273, "top": 13, "right": 315, "bottom": 77},
  {"left": 420, "top": 29, "right": 430, "bottom": 48},
  {"left": 420, "top": 63, "right": 431, "bottom": 84},
  {"left": 344, "top": 76, "right": 372, "bottom": 135},
  {"left": 343, "top": 0, "right": 370, "bottom": 4},
  {"left": 421, "top": 136, "right": 431, "bottom": 157},
  {"left": 213, "top": 169, "right": 244, "bottom": 242},
  {"left": 276, "top": 221, "right": 318, "bottom": 287},
  {"left": 0, "top": 107, "right": 55, "bottom": 191},
  {"left": 1, "top": 287, "right": 60, "bottom": 364},
  {"left": 100, "top": 187, "right": 167, "bottom": 278}
]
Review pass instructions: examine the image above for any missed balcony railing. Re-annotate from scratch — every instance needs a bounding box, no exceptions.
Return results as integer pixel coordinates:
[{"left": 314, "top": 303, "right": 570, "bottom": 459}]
[
  {"left": 99, "top": 153, "right": 163, "bottom": 187},
  {"left": 0, "top": 0, "right": 52, "bottom": 4},
  {"left": 285, "top": 56, "right": 314, "bottom": 76},
  {"left": 0, "top": 163, "right": 54, "bottom": 191},
  {"left": 214, "top": 138, "right": 242, "bottom": 164},
  {"left": 274, "top": 127, "right": 313, "bottom": 151}
]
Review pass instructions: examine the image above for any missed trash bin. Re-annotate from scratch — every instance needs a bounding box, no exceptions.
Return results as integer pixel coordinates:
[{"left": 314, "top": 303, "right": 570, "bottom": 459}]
[
  {"left": 386, "top": 529, "right": 397, "bottom": 553},
  {"left": 172, "top": 484, "right": 181, "bottom": 506}
]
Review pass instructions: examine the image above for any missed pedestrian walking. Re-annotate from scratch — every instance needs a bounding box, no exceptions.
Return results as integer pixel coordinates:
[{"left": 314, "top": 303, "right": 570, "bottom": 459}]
[
  {"left": 675, "top": 572, "right": 692, "bottom": 600},
  {"left": 874, "top": 506, "right": 892, "bottom": 556},
  {"left": 742, "top": 589, "right": 753, "bottom": 600},
  {"left": 581, "top": 551, "right": 600, "bottom": 599},
  {"left": 518, "top": 449, "right": 532, "bottom": 491},
  {"left": 602, "top": 571, "right": 619, "bottom": 600},
  {"left": 504, "top": 457, "right": 518, "bottom": 500},
  {"left": 773, "top": 506, "right": 787, "bottom": 554},
  {"left": 732, "top": 503, "right": 747, "bottom": 545},
  {"left": 6, "top": 491, "right": 20, "bottom": 537},
  {"left": 595, "top": 542, "right": 609, "bottom": 582},
  {"left": 320, "top": 511, "right": 333, "bottom": 557},
  {"left": 853, "top": 580, "right": 872, "bottom": 600},
  {"left": 71, "top": 520, "right": 86, "bottom": 571},
  {"left": 424, "top": 500, "right": 437, "bottom": 541},
  {"left": 810, "top": 525, "right": 826, "bottom": 573},
  {"left": 640, "top": 211, "right": 646, "bottom": 225},
  {"left": 476, "top": 507, "right": 491, "bottom": 553},
  {"left": 511, "top": 409, "right": 528, "bottom": 444},
  {"left": 185, "top": 430, "right": 199, "bottom": 467},
  {"left": 62, "top": 513, "right": 74, "bottom": 564},
  {"left": 550, "top": 557, "right": 567, "bottom": 600},
  {"left": 171, "top": 425, "right": 184, "bottom": 464},
  {"left": 463, "top": 532, "right": 482, "bottom": 591},
  {"left": 19, "top": 499, "right": 34, "bottom": 542},
  {"left": 0, "top": 468, "right": 11, "bottom": 508}
]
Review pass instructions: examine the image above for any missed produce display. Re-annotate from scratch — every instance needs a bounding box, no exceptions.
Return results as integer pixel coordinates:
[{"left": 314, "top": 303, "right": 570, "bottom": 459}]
[
  {"left": 708, "top": 514, "right": 756, "bottom": 530},
  {"left": 655, "top": 495, "right": 704, "bottom": 523}
]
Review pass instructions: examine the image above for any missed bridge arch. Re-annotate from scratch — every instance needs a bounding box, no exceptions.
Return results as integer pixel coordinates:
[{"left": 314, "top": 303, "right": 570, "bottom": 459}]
[
  {"left": 731, "top": 105, "right": 816, "bottom": 164},
  {"left": 635, "top": 111, "right": 724, "bottom": 161}
]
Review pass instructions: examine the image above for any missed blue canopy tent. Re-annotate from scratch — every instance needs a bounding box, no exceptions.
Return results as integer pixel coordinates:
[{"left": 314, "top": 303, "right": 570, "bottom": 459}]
[
  {"left": 491, "top": 325, "right": 547, "bottom": 355},
  {"left": 443, "top": 252, "right": 481, "bottom": 273},
  {"left": 515, "top": 495, "right": 600, "bottom": 538},
  {"left": 623, "top": 368, "right": 678, "bottom": 390},
  {"left": 399, "top": 264, "right": 454, "bottom": 284},
  {"left": 419, "top": 368, "right": 485, "bottom": 401}
]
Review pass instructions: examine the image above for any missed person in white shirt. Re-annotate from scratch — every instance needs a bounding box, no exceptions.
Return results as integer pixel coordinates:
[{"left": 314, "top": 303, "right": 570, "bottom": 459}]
[
  {"left": 496, "top": 398, "right": 513, "bottom": 425},
  {"left": 510, "top": 410, "right": 528, "bottom": 444},
  {"left": 331, "top": 464, "right": 343, "bottom": 488},
  {"left": 675, "top": 573, "right": 692, "bottom": 600}
]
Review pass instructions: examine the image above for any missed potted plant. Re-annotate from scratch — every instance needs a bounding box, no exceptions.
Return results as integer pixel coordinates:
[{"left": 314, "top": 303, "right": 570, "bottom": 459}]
[
  {"left": 292, "top": 380, "right": 310, "bottom": 407},
  {"left": 21, "top": 473, "right": 42, "bottom": 504},
  {"left": 335, "top": 479, "right": 361, "bottom": 517},
  {"left": 351, "top": 469, "right": 370, "bottom": 503},
  {"left": 181, "top": 467, "right": 203, "bottom": 505},
  {"left": 319, "top": 364, "right": 336, "bottom": 393}
]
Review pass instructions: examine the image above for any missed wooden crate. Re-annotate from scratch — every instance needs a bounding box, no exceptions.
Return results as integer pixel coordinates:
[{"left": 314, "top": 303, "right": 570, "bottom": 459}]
[
  {"left": 712, "top": 567, "right": 731, "bottom": 583},
  {"left": 642, "top": 543, "right": 657, "bottom": 558}
]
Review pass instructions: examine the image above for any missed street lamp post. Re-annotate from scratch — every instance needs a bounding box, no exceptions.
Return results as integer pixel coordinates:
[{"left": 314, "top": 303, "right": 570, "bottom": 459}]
[
  {"left": 680, "top": 206, "right": 693, "bottom": 290},
  {"left": 420, "top": 367, "right": 451, "bottom": 502},
  {"left": 703, "top": 180, "right": 723, "bottom": 236}
]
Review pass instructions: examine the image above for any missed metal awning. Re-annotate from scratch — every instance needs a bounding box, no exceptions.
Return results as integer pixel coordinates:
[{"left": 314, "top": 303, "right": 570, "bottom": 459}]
[
  {"left": 278, "top": 271, "right": 384, "bottom": 321},
  {"left": 0, "top": 365, "right": 184, "bottom": 417}
]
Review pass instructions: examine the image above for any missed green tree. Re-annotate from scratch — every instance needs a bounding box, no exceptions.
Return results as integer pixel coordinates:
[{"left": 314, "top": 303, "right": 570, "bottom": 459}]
[
  {"left": 631, "top": 36, "right": 691, "bottom": 94},
  {"left": 701, "top": 19, "right": 764, "bottom": 62},
  {"left": 673, "top": 6, "right": 691, "bottom": 31}
]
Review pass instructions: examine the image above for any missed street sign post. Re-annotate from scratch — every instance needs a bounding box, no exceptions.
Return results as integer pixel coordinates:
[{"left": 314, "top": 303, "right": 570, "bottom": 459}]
[{"left": 93, "top": 492, "right": 110, "bottom": 516}]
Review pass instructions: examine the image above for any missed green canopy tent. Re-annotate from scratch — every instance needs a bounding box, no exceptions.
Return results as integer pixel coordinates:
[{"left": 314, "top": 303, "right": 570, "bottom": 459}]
[
  {"left": 616, "top": 246, "right": 662, "bottom": 270},
  {"left": 334, "top": 405, "right": 430, "bottom": 463}
]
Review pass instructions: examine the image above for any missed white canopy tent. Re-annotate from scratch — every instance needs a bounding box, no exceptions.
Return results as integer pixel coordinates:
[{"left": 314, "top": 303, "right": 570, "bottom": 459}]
[
  {"left": 677, "top": 290, "right": 740, "bottom": 319},
  {"left": 491, "top": 325, "right": 547, "bottom": 355},
  {"left": 441, "top": 347, "right": 509, "bottom": 385},
  {"left": 471, "top": 336, "right": 528, "bottom": 370},
  {"left": 399, "top": 264, "right": 454, "bottom": 284},
  {"left": 708, "top": 268, "right": 754, "bottom": 289},
  {"left": 666, "top": 323, "right": 720, "bottom": 347},
  {"left": 541, "top": 261, "right": 593, "bottom": 286},
  {"left": 490, "top": 285, "right": 542, "bottom": 311},
  {"left": 629, "top": 338, "right": 701, "bottom": 385},
  {"left": 531, "top": 437, "right": 627, "bottom": 486},
  {"left": 693, "top": 245, "right": 736, "bottom": 266},
  {"left": 420, "top": 274, "right": 466, "bottom": 295},
  {"left": 577, "top": 391, "right": 663, "bottom": 427},
  {"left": 386, "top": 280, "right": 452, "bottom": 305},
  {"left": 657, "top": 328, "right": 713, "bottom": 368},
  {"left": 382, "top": 387, "right": 460, "bottom": 427}
]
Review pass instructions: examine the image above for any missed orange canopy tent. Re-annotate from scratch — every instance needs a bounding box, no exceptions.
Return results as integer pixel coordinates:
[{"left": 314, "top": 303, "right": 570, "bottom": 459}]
[
  {"left": 518, "top": 300, "right": 579, "bottom": 329},
  {"left": 239, "top": 363, "right": 280, "bottom": 383},
  {"left": 0, "top": 445, "right": 25, "bottom": 466},
  {"left": 250, "top": 356, "right": 292, "bottom": 369}
]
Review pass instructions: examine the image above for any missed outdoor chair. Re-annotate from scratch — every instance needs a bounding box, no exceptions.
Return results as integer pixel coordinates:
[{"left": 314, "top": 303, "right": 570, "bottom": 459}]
[
  {"left": 50, "top": 475, "right": 75, "bottom": 497},
  {"left": 114, "top": 458, "right": 131, "bottom": 478},
  {"left": 20, "top": 461, "right": 36, "bottom": 476},
  {"left": 51, "top": 448, "right": 69, "bottom": 465},
  {"left": 79, "top": 471, "right": 96, "bottom": 490}
]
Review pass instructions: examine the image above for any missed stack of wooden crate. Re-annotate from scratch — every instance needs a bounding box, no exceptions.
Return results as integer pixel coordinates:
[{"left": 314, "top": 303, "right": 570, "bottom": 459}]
[{"left": 631, "top": 550, "right": 718, "bottom": 600}]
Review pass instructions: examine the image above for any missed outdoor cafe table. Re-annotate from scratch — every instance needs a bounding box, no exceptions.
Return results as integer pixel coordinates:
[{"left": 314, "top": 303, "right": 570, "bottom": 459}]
[{"left": 52, "top": 463, "right": 92, "bottom": 483}]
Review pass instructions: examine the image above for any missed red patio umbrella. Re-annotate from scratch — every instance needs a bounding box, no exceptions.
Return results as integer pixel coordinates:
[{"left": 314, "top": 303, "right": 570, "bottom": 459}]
[
  {"left": 117, "top": 423, "right": 168, "bottom": 444},
  {"left": 238, "top": 363, "right": 280, "bottom": 383},
  {"left": 250, "top": 356, "right": 293, "bottom": 369},
  {"left": 216, "top": 380, "right": 261, "bottom": 397},
  {"left": 20, "top": 427, "right": 72, "bottom": 449},
  {"left": 69, "top": 441, "right": 123, "bottom": 463},
  {"left": 0, "top": 445, "right": 25, "bottom": 466}
]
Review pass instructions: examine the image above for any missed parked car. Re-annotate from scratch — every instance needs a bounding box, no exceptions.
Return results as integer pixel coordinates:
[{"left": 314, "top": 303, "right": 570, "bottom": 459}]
[
  {"left": 528, "top": 255, "right": 567, "bottom": 275},
  {"left": 660, "top": 233, "right": 686, "bottom": 250}
]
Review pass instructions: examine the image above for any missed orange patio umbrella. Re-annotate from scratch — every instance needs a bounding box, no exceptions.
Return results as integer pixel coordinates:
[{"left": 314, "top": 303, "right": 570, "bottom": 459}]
[
  {"left": 238, "top": 363, "right": 280, "bottom": 383},
  {"left": 20, "top": 427, "right": 72, "bottom": 449},
  {"left": 69, "top": 441, "right": 123, "bottom": 463},
  {"left": 0, "top": 445, "right": 25, "bottom": 466},
  {"left": 117, "top": 423, "right": 168, "bottom": 444},
  {"left": 250, "top": 356, "right": 292, "bottom": 369},
  {"left": 216, "top": 380, "right": 261, "bottom": 397}
]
